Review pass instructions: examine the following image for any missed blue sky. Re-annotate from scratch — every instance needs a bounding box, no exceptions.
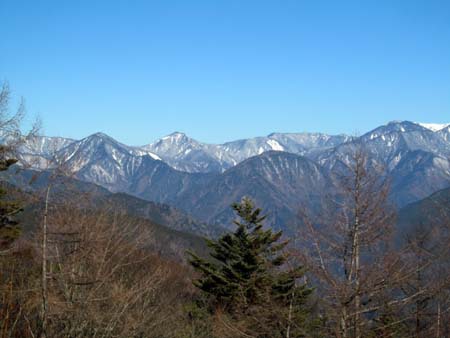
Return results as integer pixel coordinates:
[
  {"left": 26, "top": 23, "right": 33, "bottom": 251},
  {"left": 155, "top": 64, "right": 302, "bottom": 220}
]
[{"left": 1, "top": 0, "right": 449, "bottom": 145}]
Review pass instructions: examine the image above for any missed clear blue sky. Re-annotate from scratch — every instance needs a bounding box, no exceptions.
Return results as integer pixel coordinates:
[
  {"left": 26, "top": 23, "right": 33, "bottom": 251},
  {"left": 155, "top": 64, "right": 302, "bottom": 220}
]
[{"left": 1, "top": 0, "right": 449, "bottom": 145}]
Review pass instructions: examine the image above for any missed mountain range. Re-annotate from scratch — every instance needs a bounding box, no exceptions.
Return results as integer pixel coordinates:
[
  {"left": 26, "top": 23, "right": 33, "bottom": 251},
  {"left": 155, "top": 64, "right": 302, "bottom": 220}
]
[{"left": 15, "top": 121, "right": 450, "bottom": 230}]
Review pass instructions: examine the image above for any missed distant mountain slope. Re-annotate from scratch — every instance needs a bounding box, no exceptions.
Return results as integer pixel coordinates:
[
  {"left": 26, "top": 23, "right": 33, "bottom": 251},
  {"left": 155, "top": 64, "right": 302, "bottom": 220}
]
[
  {"left": 175, "top": 151, "right": 334, "bottom": 230},
  {"left": 396, "top": 186, "right": 450, "bottom": 244},
  {"left": 390, "top": 150, "right": 450, "bottom": 206},
  {"left": 1, "top": 167, "right": 221, "bottom": 238},
  {"left": 102, "top": 192, "right": 224, "bottom": 237}
]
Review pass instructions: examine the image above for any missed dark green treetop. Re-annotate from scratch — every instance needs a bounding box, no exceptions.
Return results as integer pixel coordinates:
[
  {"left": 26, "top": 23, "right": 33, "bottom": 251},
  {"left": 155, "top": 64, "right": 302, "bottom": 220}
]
[
  {"left": 0, "top": 147, "right": 22, "bottom": 251},
  {"left": 188, "top": 197, "right": 311, "bottom": 311}
]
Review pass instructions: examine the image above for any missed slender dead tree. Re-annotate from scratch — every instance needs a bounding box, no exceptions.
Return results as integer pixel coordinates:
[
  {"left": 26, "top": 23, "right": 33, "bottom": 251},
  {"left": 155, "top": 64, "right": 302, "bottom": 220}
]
[{"left": 38, "top": 186, "right": 50, "bottom": 338}]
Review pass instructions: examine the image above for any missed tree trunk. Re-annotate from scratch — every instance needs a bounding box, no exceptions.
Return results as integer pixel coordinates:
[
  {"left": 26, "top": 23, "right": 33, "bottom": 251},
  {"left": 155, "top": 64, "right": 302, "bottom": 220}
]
[
  {"left": 354, "top": 216, "right": 361, "bottom": 338},
  {"left": 40, "top": 186, "right": 50, "bottom": 338}
]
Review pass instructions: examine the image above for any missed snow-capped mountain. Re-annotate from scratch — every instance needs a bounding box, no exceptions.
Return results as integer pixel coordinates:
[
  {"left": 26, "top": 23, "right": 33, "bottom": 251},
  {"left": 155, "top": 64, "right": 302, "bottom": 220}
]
[
  {"left": 22, "top": 133, "right": 213, "bottom": 207},
  {"left": 142, "top": 132, "right": 224, "bottom": 173},
  {"left": 52, "top": 133, "right": 169, "bottom": 193},
  {"left": 312, "top": 121, "right": 450, "bottom": 206},
  {"left": 314, "top": 121, "right": 450, "bottom": 171},
  {"left": 14, "top": 120, "right": 450, "bottom": 229},
  {"left": 143, "top": 131, "right": 352, "bottom": 173}
]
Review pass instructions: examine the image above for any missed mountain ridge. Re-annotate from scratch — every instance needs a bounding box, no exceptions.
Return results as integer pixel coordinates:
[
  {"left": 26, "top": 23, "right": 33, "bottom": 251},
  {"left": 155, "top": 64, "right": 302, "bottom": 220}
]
[{"left": 14, "top": 120, "right": 450, "bottom": 229}]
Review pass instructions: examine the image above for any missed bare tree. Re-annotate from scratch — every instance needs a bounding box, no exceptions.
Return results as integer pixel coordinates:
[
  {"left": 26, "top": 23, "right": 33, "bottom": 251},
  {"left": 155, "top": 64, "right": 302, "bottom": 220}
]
[
  {"left": 397, "top": 189, "right": 450, "bottom": 338},
  {"left": 297, "top": 146, "right": 399, "bottom": 337},
  {"left": 0, "top": 81, "right": 41, "bottom": 337},
  {"left": 34, "top": 196, "right": 180, "bottom": 337},
  {"left": 0, "top": 82, "right": 40, "bottom": 168}
]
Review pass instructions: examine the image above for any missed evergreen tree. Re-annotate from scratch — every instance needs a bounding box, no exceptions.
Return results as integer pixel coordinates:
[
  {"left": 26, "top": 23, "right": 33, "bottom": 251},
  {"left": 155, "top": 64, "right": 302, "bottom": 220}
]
[
  {"left": 188, "top": 198, "right": 315, "bottom": 337},
  {"left": 0, "top": 146, "right": 22, "bottom": 251}
]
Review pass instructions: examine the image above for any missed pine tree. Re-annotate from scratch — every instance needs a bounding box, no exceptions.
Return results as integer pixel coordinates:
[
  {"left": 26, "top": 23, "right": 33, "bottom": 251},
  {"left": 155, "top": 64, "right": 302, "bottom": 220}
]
[
  {"left": 0, "top": 146, "right": 22, "bottom": 251},
  {"left": 188, "top": 197, "right": 314, "bottom": 337}
]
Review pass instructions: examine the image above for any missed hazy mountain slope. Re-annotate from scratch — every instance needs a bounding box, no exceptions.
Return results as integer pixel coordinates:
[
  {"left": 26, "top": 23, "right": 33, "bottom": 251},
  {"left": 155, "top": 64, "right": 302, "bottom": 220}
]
[
  {"left": 176, "top": 151, "right": 334, "bottom": 230},
  {"left": 126, "top": 156, "right": 216, "bottom": 205},
  {"left": 395, "top": 186, "right": 450, "bottom": 245},
  {"left": 390, "top": 150, "right": 450, "bottom": 206},
  {"left": 1, "top": 167, "right": 220, "bottom": 237},
  {"left": 103, "top": 192, "right": 224, "bottom": 237}
]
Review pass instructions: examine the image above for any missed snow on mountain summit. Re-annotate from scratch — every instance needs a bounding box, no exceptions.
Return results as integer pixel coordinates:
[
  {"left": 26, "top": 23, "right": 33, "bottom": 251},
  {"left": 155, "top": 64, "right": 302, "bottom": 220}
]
[{"left": 416, "top": 123, "right": 450, "bottom": 132}]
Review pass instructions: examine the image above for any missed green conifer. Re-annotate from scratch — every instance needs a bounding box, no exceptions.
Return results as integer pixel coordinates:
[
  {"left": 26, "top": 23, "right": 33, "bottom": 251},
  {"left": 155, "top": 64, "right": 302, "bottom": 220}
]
[
  {"left": 0, "top": 147, "right": 22, "bottom": 250},
  {"left": 188, "top": 198, "right": 314, "bottom": 337}
]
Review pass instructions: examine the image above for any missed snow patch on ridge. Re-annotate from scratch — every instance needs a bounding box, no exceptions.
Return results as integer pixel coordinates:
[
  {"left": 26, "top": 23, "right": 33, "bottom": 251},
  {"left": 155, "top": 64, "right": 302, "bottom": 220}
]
[
  {"left": 146, "top": 152, "right": 161, "bottom": 160},
  {"left": 267, "top": 139, "right": 284, "bottom": 151},
  {"left": 132, "top": 148, "right": 162, "bottom": 160}
]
